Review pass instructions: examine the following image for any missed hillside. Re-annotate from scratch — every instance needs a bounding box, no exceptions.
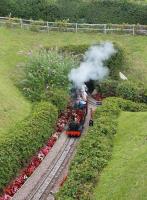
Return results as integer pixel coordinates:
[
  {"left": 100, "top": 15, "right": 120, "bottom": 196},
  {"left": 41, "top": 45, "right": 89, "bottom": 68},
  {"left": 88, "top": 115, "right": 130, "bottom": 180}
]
[{"left": 94, "top": 112, "right": 147, "bottom": 200}]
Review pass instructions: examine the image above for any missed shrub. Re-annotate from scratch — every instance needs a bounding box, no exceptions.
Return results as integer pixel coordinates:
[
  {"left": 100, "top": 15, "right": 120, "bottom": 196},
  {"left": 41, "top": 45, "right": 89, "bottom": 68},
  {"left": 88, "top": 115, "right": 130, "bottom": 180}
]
[
  {"left": 29, "top": 20, "right": 40, "bottom": 32},
  {"left": 2, "top": 0, "right": 147, "bottom": 24},
  {"left": 116, "top": 81, "right": 139, "bottom": 100},
  {"left": 97, "top": 79, "right": 118, "bottom": 97},
  {"left": 55, "top": 19, "right": 70, "bottom": 31},
  {"left": 59, "top": 44, "right": 89, "bottom": 55},
  {"left": 0, "top": 102, "right": 58, "bottom": 191},
  {"left": 116, "top": 81, "right": 147, "bottom": 103},
  {"left": 45, "top": 88, "right": 69, "bottom": 111},
  {"left": 106, "top": 45, "right": 124, "bottom": 79},
  {"left": 19, "top": 50, "right": 76, "bottom": 103},
  {"left": 98, "top": 80, "right": 147, "bottom": 104},
  {"left": 56, "top": 97, "right": 147, "bottom": 200},
  {"left": 107, "top": 97, "right": 147, "bottom": 112}
]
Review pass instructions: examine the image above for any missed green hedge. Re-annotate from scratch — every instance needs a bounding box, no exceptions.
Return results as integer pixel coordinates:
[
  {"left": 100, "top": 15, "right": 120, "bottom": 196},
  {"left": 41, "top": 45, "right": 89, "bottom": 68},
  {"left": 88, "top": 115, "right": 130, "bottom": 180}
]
[
  {"left": 59, "top": 44, "right": 89, "bottom": 55},
  {"left": 106, "top": 47, "right": 124, "bottom": 79},
  {"left": 116, "top": 81, "right": 147, "bottom": 103},
  {"left": 56, "top": 97, "right": 147, "bottom": 200},
  {"left": 0, "top": 102, "right": 58, "bottom": 191},
  {"left": 46, "top": 88, "right": 69, "bottom": 111},
  {"left": 2, "top": 0, "right": 147, "bottom": 24},
  {"left": 97, "top": 80, "right": 147, "bottom": 103}
]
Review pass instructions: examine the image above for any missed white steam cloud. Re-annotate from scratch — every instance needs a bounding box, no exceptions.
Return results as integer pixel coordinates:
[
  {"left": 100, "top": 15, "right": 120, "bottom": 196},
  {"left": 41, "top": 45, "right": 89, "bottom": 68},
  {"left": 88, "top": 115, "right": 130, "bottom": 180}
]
[{"left": 68, "top": 42, "right": 116, "bottom": 88}]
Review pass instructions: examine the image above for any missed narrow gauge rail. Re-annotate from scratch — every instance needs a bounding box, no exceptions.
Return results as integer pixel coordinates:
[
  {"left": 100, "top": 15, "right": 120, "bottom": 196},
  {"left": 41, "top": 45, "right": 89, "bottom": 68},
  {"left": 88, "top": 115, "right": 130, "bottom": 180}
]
[
  {"left": 12, "top": 97, "right": 98, "bottom": 200},
  {"left": 23, "top": 138, "right": 76, "bottom": 200}
]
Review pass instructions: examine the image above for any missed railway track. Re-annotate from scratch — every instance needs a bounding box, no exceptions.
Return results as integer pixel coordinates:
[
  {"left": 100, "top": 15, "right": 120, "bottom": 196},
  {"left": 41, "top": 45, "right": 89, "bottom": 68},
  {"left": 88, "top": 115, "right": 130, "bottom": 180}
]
[
  {"left": 88, "top": 96, "right": 102, "bottom": 106},
  {"left": 12, "top": 97, "right": 98, "bottom": 200},
  {"left": 24, "top": 137, "right": 76, "bottom": 200}
]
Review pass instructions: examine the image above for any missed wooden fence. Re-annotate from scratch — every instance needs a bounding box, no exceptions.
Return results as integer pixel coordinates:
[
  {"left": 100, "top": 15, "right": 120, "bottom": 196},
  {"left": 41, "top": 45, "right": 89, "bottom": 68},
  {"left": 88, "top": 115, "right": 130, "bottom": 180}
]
[{"left": 0, "top": 16, "right": 147, "bottom": 36}]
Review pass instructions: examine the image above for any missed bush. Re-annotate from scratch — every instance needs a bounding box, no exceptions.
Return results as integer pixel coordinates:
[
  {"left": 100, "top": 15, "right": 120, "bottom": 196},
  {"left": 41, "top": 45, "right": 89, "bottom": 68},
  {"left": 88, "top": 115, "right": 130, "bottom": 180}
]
[
  {"left": 0, "top": 102, "right": 58, "bottom": 191},
  {"left": 107, "top": 97, "right": 147, "bottom": 112},
  {"left": 19, "top": 50, "right": 76, "bottom": 103},
  {"left": 97, "top": 79, "right": 118, "bottom": 97},
  {"left": 116, "top": 81, "right": 147, "bottom": 103},
  {"left": 98, "top": 80, "right": 147, "bottom": 104},
  {"left": 116, "top": 81, "right": 139, "bottom": 100},
  {"left": 56, "top": 97, "right": 147, "bottom": 200},
  {"left": 59, "top": 44, "right": 89, "bottom": 55},
  {"left": 106, "top": 46, "right": 124, "bottom": 79},
  {"left": 2, "top": 0, "right": 147, "bottom": 24},
  {"left": 29, "top": 20, "right": 41, "bottom": 32},
  {"left": 45, "top": 88, "right": 69, "bottom": 111}
]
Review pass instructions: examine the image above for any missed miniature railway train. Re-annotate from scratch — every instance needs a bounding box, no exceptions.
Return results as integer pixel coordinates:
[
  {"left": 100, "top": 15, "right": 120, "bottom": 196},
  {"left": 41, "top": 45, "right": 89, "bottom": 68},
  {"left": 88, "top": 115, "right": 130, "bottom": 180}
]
[
  {"left": 65, "top": 103, "right": 87, "bottom": 137},
  {"left": 65, "top": 84, "right": 103, "bottom": 137},
  {"left": 65, "top": 86, "right": 88, "bottom": 137}
]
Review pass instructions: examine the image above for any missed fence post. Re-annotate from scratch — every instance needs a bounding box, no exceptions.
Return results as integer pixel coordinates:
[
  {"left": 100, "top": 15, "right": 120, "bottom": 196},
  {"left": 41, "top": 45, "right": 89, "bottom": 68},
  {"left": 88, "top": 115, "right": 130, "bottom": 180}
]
[
  {"left": 132, "top": 25, "right": 135, "bottom": 36},
  {"left": 20, "top": 18, "right": 23, "bottom": 29},
  {"left": 104, "top": 24, "right": 107, "bottom": 34},
  {"left": 47, "top": 21, "right": 49, "bottom": 32},
  {"left": 75, "top": 23, "right": 78, "bottom": 32}
]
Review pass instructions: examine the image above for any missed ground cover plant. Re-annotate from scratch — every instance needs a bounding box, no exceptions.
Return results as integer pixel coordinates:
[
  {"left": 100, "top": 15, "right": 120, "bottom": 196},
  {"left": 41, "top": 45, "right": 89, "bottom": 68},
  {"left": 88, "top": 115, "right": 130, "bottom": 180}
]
[
  {"left": 56, "top": 97, "right": 147, "bottom": 200},
  {"left": 0, "top": 102, "right": 58, "bottom": 191},
  {"left": 94, "top": 111, "right": 147, "bottom": 200}
]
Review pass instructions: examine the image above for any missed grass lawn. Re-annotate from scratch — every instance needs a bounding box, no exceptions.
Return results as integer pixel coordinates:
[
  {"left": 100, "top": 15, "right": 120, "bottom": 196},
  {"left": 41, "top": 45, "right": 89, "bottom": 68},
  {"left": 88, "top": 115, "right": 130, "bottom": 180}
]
[
  {"left": 0, "top": 27, "right": 147, "bottom": 136},
  {"left": 94, "top": 112, "right": 147, "bottom": 200}
]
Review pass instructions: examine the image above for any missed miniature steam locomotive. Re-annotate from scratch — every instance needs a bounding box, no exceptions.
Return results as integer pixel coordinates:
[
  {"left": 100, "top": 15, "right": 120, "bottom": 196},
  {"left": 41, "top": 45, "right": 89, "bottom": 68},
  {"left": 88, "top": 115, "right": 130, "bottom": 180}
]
[{"left": 65, "top": 86, "right": 88, "bottom": 137}]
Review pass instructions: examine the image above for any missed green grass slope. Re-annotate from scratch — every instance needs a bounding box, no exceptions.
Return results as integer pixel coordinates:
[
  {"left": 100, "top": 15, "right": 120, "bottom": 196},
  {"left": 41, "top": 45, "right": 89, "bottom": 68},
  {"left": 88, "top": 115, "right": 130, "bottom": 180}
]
[
  {"left": 0, "top": 27, "right": 147, "bottom": 136},
  {"left": 0, "top": 28, "right": 32, "bottom": 136},
  {"left": 94, "top": 112, "right": 147, "bottom": 200}
]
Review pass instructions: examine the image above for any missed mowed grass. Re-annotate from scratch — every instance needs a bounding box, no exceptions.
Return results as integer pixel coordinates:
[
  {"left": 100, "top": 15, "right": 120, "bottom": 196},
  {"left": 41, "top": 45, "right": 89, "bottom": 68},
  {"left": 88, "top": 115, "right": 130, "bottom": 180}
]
[
  {"left": 0, "top": 27, "right": 147, "bottom": 135},
  {"left": 94, "top": 112, "right": 147, "bottom": 200}
]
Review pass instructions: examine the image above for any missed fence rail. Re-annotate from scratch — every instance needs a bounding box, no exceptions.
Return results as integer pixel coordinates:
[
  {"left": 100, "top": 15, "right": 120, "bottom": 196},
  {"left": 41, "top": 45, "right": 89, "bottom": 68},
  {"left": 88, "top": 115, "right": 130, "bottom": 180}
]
[{"left": 0, "top": 17, "right": 147, "bottom": 36}]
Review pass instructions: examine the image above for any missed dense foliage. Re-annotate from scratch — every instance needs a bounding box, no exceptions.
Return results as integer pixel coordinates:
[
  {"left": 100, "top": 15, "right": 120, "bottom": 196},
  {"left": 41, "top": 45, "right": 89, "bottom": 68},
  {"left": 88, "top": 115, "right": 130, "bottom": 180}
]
[
  {"left": 0, "top": 0, "right": 147, "bottom": 24},
  {"left": 46, "top": 88, "right": 69, "bottom": 111},
  {"left": 97, "top": 80, "right": 147, "bottom": 103},
  {"left": 56, "top": 97, "right": 147, "bottom": 200},
  {"left": 0, "top": 102, "right": 58, "bottom": 191},
  {"left": 19, "top": 50, "right": 76, "bottom": 108}
]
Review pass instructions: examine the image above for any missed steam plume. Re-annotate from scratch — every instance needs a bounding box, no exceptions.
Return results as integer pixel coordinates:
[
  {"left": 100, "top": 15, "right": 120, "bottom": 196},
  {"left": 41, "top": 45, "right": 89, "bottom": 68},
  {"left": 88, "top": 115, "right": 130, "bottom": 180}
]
[{"left": 68, "top": 42, "right": 116, "bottom": 88}]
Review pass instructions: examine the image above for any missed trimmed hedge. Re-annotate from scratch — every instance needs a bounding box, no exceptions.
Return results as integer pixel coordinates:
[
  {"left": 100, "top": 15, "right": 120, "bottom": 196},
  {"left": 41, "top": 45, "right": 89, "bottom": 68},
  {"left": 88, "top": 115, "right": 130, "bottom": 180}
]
[
  {"left": 2, "top": 0, "right": 147, "bottom": 24},
  {"left": 0, "top": 102, "right": 58, "bottom": 191},
  {"left": 56, "top": 97, "right": 147, "bottom": 200},
  {"left": 97, "top": 80, "right": 147, "bottom": 103}
]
